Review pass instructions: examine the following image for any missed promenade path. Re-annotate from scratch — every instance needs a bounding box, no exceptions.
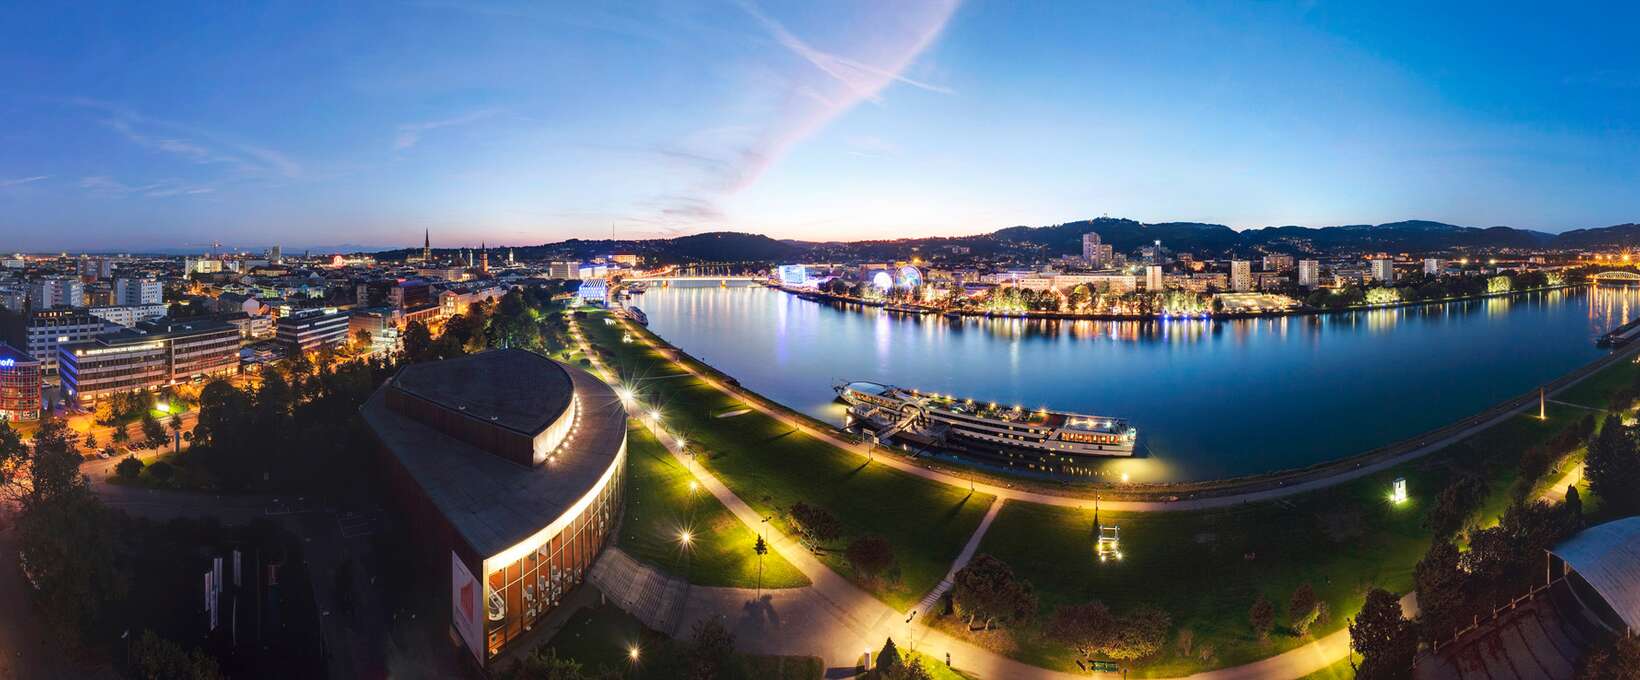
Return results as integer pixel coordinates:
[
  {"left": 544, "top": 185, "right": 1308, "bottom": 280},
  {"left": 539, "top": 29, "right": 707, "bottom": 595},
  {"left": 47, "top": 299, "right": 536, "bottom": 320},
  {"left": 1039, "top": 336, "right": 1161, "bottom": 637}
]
[{"left": 570, "top": 312, "right": 1612, "bottom": 678}]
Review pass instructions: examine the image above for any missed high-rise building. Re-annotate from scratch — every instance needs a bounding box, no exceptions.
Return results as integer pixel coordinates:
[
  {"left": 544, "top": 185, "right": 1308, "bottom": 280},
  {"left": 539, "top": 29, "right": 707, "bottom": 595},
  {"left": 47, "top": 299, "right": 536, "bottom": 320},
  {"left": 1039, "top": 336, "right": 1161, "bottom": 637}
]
[
  {"left": 1080, "top": 233, "right": 1113, "bottom": 268},
  {"left": 1081, "top": 232, "right": 1101, "bottom": 260},
  {"left": 78, "top": 257, "right": 114, "bottom": 279},
  {"left": 1262, "top": 254, "right": 1295, "bottom": 271},
  {"left": 1230, "top": 260, "right": 1253, "bottom": 292},
  {"left": 266, "top": 245, "right": 283, "bottom": 264},
  {"left": 113, "top": 277, "right": 163, "bottom": 306},
  {"left": 1145, "top": 265, "right": 1164, "bottom": 292},
  {"left": 1423, "top": 258, "right": 1444, "bottom": 276},
  {"left": 28, "top": 277, "right": 84, "bottom": 309},
  {"left": 0, "top": 342, "right": 42, "bottom": 422},
  {"left": 1297, "top": 260, "right": 1320, "bottom": 288},
  {"left": 23, "top": 308, "right": 110, "bottom": 376},
  {"left": 1371, "top": 258, "right": 1395, "bottom": 283}
]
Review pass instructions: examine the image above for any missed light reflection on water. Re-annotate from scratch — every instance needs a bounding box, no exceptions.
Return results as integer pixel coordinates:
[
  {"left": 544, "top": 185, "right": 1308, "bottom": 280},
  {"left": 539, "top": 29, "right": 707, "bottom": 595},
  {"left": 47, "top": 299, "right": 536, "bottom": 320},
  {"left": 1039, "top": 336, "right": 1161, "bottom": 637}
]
[{"left": 635, "top": 284, "right": 1640, "bottom": 481}]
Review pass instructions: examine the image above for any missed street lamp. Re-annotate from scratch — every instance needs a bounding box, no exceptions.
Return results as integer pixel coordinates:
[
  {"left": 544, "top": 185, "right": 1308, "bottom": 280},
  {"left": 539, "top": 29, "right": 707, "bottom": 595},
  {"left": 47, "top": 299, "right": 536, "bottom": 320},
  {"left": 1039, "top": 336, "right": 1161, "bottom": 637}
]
[{"left": 628, "top": 646, "right": 640, "bottom": 662}]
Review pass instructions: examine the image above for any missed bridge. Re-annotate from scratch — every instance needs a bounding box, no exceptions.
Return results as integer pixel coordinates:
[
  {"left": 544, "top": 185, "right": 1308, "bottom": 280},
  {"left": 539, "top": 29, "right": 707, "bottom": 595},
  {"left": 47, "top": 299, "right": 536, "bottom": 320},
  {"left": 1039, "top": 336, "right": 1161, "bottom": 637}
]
[
  {"left": 626, "top": 275, "right": 763, "bottom": 282},
  {"left": 1590, "top": 271, "right": 1640, "bottom": 282}
]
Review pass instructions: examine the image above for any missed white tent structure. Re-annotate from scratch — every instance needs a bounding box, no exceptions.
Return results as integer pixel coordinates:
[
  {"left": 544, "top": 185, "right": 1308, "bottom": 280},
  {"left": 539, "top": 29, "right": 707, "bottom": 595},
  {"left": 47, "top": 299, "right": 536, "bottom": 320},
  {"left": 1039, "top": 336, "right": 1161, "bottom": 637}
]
[{"left": 1549, "top": 516, "right": 1640, "bottom": 634}]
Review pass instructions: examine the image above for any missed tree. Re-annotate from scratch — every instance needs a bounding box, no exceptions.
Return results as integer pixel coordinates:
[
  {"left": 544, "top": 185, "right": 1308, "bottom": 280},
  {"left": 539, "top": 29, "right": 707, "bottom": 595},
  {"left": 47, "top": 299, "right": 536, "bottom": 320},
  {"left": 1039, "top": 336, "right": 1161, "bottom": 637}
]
[
  {"left": 877, "top": 637, "right": 904, "bottom": 672},
  {"left": 1587, "top": 418, "right": 1640, "bottom": 515},
  {"left": 753, "top": 534, "right": 768, "bottom": 594},
  {"left": 128, "top": 629, "right": 223, "bottom": 680},
  {"left": 878, "top": 658, "right": 933, "bottom": 680},
  {"left": 1249, "top": 594, "right": 1276, "bottom": 641},
  {"left": 1349, "top": 588, "right": 1415, "bottom": 680},
  {"left": 16, "top": 419, "right": 126, "bottom": 648},
  {"left": 1566, "top": 485, "right": 1583, "bottom": 524},
  {"left": 402, "top": 320, "right": 435, "bottom": 363},
  {"left": 1575, "top": 632, "right": 1640, "bottom": 680},
  {"left": 1426, "top": 474, "right": 1488, "bottom": 537},
  {"left": 1048, "top": 601, "right": 1116, "bottom": 663},
  {"left": 1414, "top": 540, "right": 1473, "bottom": 641},
  {"left": 82, "top": 430, "right": 98, "bottom": 451},
  {"left": 789, "top": 502, "right": 841, "bottom": 543},
  {"left": 846, "top": 535, "right": 895, "bottom": 581},
  {"left": 141, "top": 414, "right": 166, "bottom": 445},
  {"left": 116, "top": 455, "right": 145, "bottom": 480},
  {"left": 0, "top": 420, "right": 25, "bottom": 501},
  {"left": 496, "top": 647, "right": 590, "bottom": 680},
  {"left": 111, "top": 424, "right": 130, "bottom": 446},
  {"left": 951, "top": 554, "right": 1037, "bottom": 630},
  {"left": 1288, "top": 583, "right": 1320, "bottom": 637},
  {"left": 683, "top": 617, "right": 738, "bottom": 680}
]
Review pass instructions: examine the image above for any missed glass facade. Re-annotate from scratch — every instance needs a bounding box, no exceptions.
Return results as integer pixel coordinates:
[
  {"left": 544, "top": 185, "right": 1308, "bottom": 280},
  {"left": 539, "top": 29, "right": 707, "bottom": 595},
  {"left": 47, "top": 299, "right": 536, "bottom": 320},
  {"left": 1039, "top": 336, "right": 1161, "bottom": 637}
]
[
  {"left": 0, "top": 359, "right": 42, "bottom": 421},
  {"left": 483, "top": 458, "right": 623, "bottom": 658}
]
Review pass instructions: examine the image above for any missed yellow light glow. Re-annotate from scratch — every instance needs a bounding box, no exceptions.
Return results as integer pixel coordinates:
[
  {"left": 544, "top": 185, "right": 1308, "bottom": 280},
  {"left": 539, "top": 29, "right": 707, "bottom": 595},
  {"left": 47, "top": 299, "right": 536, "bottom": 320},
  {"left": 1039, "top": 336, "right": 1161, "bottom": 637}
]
[
  {"left": 679, "top": 530, "right": 693, "bottom": 546},
  {"left": 628, "top": 647, "right": 640, "bottom": 661}
]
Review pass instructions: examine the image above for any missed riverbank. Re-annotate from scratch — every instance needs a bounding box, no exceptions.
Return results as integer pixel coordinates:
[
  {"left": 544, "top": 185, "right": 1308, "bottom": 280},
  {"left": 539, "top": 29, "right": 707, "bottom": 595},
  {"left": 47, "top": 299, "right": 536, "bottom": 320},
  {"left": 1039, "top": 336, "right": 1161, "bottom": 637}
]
[
  {"left": 614, "top": 299, "right": 1640, "bottom": 502},
  {"left": 767, "top": 281, "right": 1584, "bottom": 322}
]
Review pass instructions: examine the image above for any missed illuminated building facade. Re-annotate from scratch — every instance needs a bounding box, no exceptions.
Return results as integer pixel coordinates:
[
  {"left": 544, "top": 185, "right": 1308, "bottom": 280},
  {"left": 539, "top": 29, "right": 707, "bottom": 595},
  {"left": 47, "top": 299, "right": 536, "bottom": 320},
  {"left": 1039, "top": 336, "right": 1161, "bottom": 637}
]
[
  {"left": 58, "top": 319, "right": 239, "bottom": 401},
  {"left": 363, "top": 349, "right": 627, "bottom": 667},
  {"left": 0, "top": 343, "right": 42, "bottom": 422}
]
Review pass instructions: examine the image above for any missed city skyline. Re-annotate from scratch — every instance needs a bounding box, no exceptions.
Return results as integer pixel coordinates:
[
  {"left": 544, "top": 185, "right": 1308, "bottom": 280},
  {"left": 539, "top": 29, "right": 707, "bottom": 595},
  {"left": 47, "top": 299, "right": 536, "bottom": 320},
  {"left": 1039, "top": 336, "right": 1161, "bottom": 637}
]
[{"left": 3, "top": 2, "right": 1640, "bottom": 252}]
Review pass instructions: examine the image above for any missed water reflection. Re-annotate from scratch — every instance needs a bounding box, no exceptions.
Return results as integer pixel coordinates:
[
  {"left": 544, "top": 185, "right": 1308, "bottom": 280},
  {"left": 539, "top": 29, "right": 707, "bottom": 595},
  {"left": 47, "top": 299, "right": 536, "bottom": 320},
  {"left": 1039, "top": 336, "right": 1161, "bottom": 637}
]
[{"left": 638, "top": 284, "right": 1640, "bottom": 481}]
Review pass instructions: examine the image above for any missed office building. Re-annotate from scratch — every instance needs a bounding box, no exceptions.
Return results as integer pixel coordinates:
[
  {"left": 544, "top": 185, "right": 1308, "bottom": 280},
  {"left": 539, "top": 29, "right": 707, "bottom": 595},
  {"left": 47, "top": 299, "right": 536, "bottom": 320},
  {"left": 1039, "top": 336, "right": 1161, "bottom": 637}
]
[
  {"left": 1263, "top": 254, "right": 1295, "bottom": 271},
  {"left": 0, "top": 285, "right": 26, "bottom": 312},
  {"left": 611, "top": 254, "right": 639, "bottom": 266},
  {"left": 1424, "top": 258, "right": 1445, "bottom": 276},
  {"left": 0, "top": 343, "right": 42, "bottom": 422},
  {"left": 1230, "top": 260, "right": 1253, "bottom": 292},
  {"left": 23, "top": 309, "right": 108, "bottom": 376},
  {"left": 58, "top": 319, "right": 238, "bottom": 402},
  {"left": 114, "top": 277, "right": 163, "bottom": 306},
  {"left": 1145, "top": 265, "right": 1164, "bottom": 292},
  {"left": 29, "top": 277, "right": 84, "bottom": 309},
  {"left": 1371, "top": 258, "right": 1395, "bottom": 283},
  {"left": 1298, "top": 260, "right": 1320, "bottom": 288},
  {"left": 88, "top": 304, "right": 169, "bottom": 328},
  {"left": 547, "top": 262, "right": 579, "bottom": 280},
  {"left": 267, "top": 245, "right": 283, "bottom": 264},
  {"left": 362, "top": 350, "right": 626, "bottom": 666},
  {"left": 1082, "top": 232, "right": 1115, "bottom": 267},
  {"left": 276, "top": 308, "right": 351, "bottom": 352}
]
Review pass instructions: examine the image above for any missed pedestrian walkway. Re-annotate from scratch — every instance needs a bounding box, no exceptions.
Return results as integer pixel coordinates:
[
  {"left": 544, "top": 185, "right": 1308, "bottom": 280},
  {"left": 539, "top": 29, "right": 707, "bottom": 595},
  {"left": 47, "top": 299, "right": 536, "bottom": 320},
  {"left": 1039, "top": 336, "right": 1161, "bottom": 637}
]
[{"left": 912, "top": 498, "right": 1003, "bottom": 622}]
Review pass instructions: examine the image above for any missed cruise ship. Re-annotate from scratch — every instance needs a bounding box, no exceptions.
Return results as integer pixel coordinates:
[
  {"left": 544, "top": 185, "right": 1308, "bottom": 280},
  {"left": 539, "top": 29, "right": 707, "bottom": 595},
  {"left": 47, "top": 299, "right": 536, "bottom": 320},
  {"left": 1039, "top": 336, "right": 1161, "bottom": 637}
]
[{"left": 834, "top": 381, "right": 1137, "bottom": 471}]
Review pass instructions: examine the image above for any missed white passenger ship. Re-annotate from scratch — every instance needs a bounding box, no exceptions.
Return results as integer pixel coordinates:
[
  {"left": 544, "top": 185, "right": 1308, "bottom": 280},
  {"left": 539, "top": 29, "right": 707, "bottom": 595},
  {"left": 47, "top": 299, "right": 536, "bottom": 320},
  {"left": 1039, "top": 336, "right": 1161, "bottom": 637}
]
[{"left": 834, "top": 381, "right": 1137, "bottom": 462}]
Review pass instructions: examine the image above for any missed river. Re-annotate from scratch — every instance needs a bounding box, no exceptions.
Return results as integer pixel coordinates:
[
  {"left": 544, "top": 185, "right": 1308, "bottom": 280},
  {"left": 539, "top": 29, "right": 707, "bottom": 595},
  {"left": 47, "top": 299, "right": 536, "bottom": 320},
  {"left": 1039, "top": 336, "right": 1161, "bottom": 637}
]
[{"left": 628, "top": 283, "right": 1640, "bottom": 482}]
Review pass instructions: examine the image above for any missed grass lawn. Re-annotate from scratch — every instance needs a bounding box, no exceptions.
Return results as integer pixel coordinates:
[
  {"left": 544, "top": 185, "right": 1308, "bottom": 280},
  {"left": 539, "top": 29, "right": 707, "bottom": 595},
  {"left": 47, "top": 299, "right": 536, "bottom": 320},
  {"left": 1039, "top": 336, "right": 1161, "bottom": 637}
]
[
  {"left": 583, "top": 311, "right": 995, "bottom": 611},
  {"left": 1298, "top": 657, "right": 1356, "bottom": 680},
  {"left": 620, "top": 422, "right": 809, "bottom": 589},
  {"left": 540, "top": 603, "right": 822, "bottom": 679}
]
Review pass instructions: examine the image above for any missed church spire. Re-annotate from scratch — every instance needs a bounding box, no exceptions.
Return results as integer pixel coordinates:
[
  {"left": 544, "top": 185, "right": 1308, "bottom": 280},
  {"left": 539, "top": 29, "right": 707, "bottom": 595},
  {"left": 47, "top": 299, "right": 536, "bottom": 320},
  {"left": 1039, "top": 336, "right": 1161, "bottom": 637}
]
[{"left": 422, "top": 229, "right": 431, "bottom": 263}]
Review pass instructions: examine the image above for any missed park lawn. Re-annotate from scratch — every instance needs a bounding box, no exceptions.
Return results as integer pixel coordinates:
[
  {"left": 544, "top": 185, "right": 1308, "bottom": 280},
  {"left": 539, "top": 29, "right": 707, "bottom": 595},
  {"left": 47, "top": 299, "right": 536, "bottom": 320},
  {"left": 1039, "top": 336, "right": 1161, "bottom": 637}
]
[
  {"left": 542, "top": 603, "right": 822, "bottom": 679},
  {"left": 1553, "top": 353, "right": 1640, "bottom": 407},
  {"left": 583, "top": 312, "right": 995, "bottom": 611},
  {"left": 620, "top": 422, "right": 809, "bottom": 589},
  {"left": 954, "top": 403, "right": 1607, "bottom": 677}
]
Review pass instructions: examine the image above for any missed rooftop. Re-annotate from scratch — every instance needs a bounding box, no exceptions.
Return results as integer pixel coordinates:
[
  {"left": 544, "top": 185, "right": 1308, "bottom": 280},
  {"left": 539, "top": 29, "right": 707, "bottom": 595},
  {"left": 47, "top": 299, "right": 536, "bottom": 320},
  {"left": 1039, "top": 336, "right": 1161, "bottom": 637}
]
[
  {"left": 1550, "top": 517, "right": 1640, "bottom": 631},
  {"left": 392, "top": 349, "right": 574, "bottom": 437},
  {"left": 363, "top": 352, "right": 627, "bottom": 559},
  {"left": 0, "top": 342, "right": 38, "bottom": 365}
]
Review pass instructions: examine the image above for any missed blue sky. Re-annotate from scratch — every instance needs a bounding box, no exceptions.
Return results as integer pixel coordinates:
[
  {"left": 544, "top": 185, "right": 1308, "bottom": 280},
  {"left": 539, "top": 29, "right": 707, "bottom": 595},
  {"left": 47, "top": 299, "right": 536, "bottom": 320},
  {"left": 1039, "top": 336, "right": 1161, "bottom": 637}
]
[{"left": 2, "top": 1, "right": 1638, "bottom": 252}]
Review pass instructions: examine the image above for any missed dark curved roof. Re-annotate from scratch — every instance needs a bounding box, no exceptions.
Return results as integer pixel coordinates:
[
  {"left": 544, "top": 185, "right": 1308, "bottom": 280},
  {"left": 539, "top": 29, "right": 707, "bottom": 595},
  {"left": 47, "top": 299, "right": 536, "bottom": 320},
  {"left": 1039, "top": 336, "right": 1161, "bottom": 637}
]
[
  {"left": 1551, "top": 517, "right": 1640, "bottom": 631},
  {"left": 391, "top": 348, "right": 572, "bottom": 436}
]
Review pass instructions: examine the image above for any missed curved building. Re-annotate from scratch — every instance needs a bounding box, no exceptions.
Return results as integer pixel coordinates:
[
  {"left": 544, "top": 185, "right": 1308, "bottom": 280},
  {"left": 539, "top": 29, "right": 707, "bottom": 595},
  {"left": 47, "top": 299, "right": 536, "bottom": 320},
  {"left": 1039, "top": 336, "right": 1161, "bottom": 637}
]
[{"left": 363, "top": 349, "right": 627, "bottom": 666}]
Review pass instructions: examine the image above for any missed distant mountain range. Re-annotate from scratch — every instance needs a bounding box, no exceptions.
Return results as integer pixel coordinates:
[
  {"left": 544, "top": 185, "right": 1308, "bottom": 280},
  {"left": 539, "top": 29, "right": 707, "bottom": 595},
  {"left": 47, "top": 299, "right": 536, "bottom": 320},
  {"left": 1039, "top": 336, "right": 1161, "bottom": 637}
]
[{"left": 371, "top": 218, "right": 1640, "bottom": 264}]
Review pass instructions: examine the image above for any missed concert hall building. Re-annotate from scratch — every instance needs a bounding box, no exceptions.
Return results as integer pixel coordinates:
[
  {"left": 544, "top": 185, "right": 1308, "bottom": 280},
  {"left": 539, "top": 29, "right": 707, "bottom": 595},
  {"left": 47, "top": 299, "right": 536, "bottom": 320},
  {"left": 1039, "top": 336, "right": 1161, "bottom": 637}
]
[{"left": 362, "top": 349, "right": 627, "bottom": 667}]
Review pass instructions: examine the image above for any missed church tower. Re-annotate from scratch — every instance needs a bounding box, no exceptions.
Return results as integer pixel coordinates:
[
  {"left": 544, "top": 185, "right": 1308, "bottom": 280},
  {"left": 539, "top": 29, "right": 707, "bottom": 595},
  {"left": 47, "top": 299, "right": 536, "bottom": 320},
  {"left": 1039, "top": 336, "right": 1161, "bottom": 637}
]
[
  {"left": 423, "top": 229, "right": 431, "bottom": 263},
  {"left": 480, "top": 242, "right": 490, "bottom": 274}
]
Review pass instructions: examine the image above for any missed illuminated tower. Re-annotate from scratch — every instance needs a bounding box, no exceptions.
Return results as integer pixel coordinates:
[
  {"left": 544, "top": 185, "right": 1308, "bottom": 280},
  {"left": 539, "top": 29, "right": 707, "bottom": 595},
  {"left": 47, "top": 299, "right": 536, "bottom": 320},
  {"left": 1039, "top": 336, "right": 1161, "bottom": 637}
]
[
  {"left": 481, "top": 242, "right": 489, "bottom": 274},
  {"left": 423, "top": 229, "right": 431, "bottom": 263}
]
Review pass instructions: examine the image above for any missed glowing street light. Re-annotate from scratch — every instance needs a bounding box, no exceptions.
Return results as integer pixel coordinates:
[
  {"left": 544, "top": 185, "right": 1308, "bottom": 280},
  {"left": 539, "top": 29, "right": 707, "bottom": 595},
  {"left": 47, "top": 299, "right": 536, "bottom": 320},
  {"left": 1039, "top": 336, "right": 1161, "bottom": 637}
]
[
  {"left": 1390, "top": 477, "right": 1409, "bottom": 505},
  {"left": 616, "top": 386, "right": 635, "bottom": 406},
  {"left": 628, "top": 646, "right": 640, "bottom": 662},
  {"left": 155, "top": 402, "right": 170, "bottom": 413},
  {"left": 678, "top": 530, "right": 693, "bottom": 546}
]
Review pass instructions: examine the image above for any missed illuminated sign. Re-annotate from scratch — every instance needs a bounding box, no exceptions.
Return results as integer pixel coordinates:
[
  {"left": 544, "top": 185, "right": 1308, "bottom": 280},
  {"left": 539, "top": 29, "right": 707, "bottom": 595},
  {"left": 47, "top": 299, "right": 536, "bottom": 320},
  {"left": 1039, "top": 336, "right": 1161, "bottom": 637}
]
[
  {"left": 0, "top": 359, "right": 13, "bottom": 368},
  {"left": 451, "top": 552, "right": 483, "bottom": 662}
]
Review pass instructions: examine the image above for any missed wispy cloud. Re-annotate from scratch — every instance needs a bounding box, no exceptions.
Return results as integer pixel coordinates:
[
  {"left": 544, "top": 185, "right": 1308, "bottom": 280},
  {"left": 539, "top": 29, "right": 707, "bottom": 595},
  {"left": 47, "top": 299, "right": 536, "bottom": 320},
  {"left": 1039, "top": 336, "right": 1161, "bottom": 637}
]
[
  {"left": 63, "top": 97, "right": 302, "bottom": 179},
  {"left": 80, "top": 175, "right": 216, "bottom": 198},
  {"left": 737, "top": 0, "right": 956, "bottom": 103},
  {"left": 0, "top": 176, "right": 49, "bottom": 187},
  {"left": 627, "top": 1, "right": 958, "bottom": 232},
  {"left": 395, "top": 108, "right": 504, "bottom": 150}
]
